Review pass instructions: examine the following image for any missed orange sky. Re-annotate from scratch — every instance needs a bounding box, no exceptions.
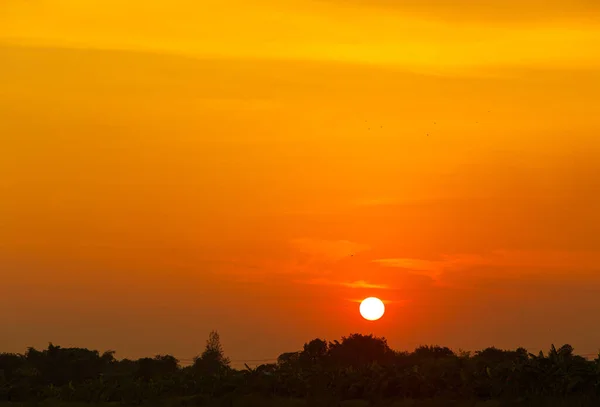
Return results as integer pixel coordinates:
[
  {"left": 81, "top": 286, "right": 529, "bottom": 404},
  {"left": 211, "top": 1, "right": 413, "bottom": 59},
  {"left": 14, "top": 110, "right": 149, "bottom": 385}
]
[{"left": 1, "top": 0, "right": 600, "bottom": 366}]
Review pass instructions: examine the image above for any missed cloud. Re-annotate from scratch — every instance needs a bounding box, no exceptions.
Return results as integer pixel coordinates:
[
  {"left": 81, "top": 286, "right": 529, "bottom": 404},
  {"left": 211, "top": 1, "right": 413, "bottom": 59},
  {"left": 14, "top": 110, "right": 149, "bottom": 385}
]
[
  {"left": 373, "top": 250, "right": 600, "bottom": 281},
  {"left": 372, "top": 254, "right": 485, "bottom": 278},
  {"left": 373, "top": 258, "right": 444, "bottom": 273},
  {"left": 294, "top": 278, "right": 389, "bottom": 289},
  {"left": 342, "top": 280, "right": 389, "bottom": 289},
  {"left": 289, "top": 238, "right": 370, "bottom": 262},
  {"left": 320, "top": 0, "right": 600, "bottom": 22}
]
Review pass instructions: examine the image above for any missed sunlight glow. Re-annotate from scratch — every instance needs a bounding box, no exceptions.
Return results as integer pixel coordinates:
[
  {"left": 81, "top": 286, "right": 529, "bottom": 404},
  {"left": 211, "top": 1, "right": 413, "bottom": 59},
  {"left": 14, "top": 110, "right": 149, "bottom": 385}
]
[{"left": 360, "top": 297, "right": 385, "bottom": 321}]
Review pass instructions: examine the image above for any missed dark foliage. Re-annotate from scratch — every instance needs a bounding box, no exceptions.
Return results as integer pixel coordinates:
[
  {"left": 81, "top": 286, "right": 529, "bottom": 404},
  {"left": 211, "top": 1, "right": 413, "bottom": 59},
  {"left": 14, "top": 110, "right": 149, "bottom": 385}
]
[{"left": 1, "top": 332, "right": 600, "bottom": 405}]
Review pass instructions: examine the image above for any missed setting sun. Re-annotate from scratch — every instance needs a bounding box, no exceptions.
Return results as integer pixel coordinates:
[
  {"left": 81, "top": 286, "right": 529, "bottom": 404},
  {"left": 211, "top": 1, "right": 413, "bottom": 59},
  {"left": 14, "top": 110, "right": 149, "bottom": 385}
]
[{"left": 359, "top": 297, "right": 385, "bottom": 321}]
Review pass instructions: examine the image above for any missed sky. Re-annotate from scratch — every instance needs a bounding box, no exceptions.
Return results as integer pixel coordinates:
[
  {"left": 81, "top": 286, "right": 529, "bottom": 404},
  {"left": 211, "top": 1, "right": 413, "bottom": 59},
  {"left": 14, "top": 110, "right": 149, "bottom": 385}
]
[{"left": 1, "top": 0, "right": 600, "bottom": 367}]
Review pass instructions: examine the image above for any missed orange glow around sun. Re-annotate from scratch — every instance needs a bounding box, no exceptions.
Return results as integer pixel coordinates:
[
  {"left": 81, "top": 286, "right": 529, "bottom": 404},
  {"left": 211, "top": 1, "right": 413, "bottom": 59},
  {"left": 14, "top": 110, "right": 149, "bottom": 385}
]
[{"left": 359, "top": 297, "right": 385, "bottom": 321}]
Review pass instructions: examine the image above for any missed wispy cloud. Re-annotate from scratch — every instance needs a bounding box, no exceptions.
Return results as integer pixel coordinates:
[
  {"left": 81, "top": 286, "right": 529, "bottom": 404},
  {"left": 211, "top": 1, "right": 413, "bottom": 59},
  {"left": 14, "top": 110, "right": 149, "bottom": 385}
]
[
  {"left": 373, "top": 258, "right": 444, "bottom": 274},
  {"left": 4, "top": 0, "right": 598, "bottom": 71},
  {"left": 342, "top": 280, "right": 389, "bottom": 289},
  {"left": 373, "top": 250, "right": 600, "bottom": 281},
  {"left": 372, "top": 254, "right": 485, "bottom": 277},
  {"left": 294, "top": 278, "right": 389, "bottom": 289},
  {"left": 329, "top": 0, "right": 600, "bottom": 22},
  {"left": 289, "top": 238, "right": 369, "bottom": 262}
]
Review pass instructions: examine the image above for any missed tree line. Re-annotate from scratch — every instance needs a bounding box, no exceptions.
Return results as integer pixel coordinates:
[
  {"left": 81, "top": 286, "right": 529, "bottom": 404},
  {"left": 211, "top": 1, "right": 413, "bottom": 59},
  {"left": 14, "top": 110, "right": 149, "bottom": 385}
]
[{"left": 1, "top": 332, "right": 600, "bottom": 405}]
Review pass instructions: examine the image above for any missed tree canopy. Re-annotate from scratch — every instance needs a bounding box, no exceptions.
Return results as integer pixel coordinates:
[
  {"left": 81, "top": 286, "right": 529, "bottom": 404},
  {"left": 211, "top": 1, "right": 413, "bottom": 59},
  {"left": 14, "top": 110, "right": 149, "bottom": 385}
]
[{"left": 1, "top": 332, "right": 600, "bottom": 405}]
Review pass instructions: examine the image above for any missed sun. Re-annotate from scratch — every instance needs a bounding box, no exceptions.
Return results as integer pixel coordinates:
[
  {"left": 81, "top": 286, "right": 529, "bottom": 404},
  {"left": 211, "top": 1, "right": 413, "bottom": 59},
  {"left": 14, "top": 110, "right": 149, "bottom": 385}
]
[{"left": 359, "top": 297, "right": 385, "bottom": 321}]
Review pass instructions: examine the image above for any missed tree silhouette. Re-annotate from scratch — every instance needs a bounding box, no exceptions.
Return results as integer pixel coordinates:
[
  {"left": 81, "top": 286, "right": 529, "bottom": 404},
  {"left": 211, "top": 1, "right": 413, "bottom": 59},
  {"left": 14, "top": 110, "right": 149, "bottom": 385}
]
[
  {"left": 328, "top": 334, "right": 394, "bottom": 367},
  {"left": 193, "top": 331, "right": 231, "bottom": 376},
  {"left": 413, "top": 345, "right": 455, "bottom": 360},
  {"left": 299, "top": 338, "right": 328, "bottom": 367},
  {"left": 136, "top": 355, "right": 179, "bottom": 381},
  {"left": 2, "top": 334, "right": 600, "bottom": 404},
  {"left": 276, "top": 351, "right": 300, "bottom": 366}
]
